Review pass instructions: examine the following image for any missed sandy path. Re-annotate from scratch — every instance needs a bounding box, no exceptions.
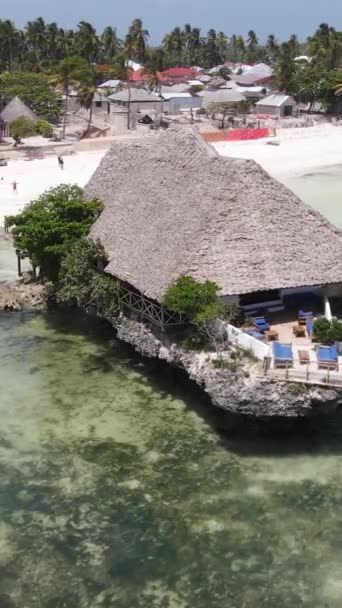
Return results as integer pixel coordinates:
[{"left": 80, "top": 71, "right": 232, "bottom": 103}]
[{"left": 0, "top": 149, "right": 106, "bottom": 224}]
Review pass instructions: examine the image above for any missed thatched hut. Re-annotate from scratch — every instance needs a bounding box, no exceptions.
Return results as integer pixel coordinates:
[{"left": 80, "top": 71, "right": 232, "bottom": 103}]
[
  {"left": 86, "top": 127, "right": 342, "bottom": 327},
  {"left": 0, "top": 96, "right": 38, "bottom": 136}
]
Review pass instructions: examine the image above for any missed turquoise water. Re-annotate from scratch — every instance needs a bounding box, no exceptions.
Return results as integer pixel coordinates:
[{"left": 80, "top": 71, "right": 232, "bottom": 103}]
[
  {"left": 2, "top": 235, "right": 342, "bottom": 606},
  {"left": 1, "top": 309, "right": 342, "bottom": 607},
  {"left": 284, "top": 164, "right": 342, "bottom": 228}
]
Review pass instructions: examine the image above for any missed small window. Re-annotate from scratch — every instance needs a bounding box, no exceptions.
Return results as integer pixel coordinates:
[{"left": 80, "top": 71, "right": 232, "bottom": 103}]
[{"left": 95, "top": 101, "right": 102, "bottom": 108}]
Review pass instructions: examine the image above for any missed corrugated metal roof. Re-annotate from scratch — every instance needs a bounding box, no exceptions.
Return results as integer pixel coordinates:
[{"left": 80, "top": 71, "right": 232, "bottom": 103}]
[
  {"left": 98, "top": 79, "right": 121, "bottom": 88},
  {"left": 255, "top": 94, "right": 295, "bottom": 107},
  {"left": 162, "top": 92, "right": 193, "bottom": 100},
  {"left": 109, "top": 89, "right": 163, "bottom": 103}
]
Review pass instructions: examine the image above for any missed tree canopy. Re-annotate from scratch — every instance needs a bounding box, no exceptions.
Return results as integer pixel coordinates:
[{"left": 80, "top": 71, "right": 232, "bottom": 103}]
[
  {"left": 58, "top": 237, "right": 120, "bottom": 317},
  {"left": 0, "top": 72, "right": 61, "bottom": 120},
  {"left": 163, "top": 275, "right": 224, "bottom": 324},
  {"left": 6, "top": 185, "right": 103, "bottom": 281}
]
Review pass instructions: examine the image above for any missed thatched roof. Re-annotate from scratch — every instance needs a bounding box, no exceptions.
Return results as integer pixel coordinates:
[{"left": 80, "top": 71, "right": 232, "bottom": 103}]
[
  {"left": 0, "top": 96, "right": 38, "bottom": 123},
  {"left": 86, "top": 127, "right": 342, "bottom": 301}
]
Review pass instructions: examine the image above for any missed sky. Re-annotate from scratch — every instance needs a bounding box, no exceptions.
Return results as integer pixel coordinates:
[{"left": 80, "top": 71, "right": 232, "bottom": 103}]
[{"left": 2, "top": 0, "right": 342, "bottom": 43}]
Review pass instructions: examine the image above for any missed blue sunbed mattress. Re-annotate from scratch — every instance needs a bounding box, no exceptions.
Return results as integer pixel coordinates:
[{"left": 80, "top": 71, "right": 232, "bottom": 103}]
[
  {"left": 273, "top": 342, "right": 293, "bottom": 360},
  {"left": 317, "top": 344, "right": 338, "bottom": 362}
]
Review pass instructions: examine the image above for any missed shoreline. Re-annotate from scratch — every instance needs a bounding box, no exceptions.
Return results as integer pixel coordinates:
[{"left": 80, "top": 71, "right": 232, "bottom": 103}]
[{"left": 0, "top": 272, "right": 340, "bottom": 418}]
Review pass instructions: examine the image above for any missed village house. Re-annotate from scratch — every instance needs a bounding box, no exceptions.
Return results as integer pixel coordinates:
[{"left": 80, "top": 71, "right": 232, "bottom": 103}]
[
  {"left": 255, "top": 94, "right": 297, "bottom": 117},
  {"left": 108, "top": 88, "right": 164, "bottom": 113}
]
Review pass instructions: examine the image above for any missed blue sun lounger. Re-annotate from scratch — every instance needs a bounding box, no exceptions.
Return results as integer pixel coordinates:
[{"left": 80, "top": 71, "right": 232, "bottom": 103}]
[
  {"left": 273, "top": 342, "right": 294, "bottom": 368},
  {"left": 317, "top": 344, "right": 338, "bottom": 370},
  {"left": 253, "top": 316, "right": 270, "bottom": 333}
]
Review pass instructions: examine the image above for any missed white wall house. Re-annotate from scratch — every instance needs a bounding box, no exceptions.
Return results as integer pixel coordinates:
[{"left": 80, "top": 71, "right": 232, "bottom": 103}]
[
  {"left": 162, "top": 92, "right": 202, "bottom": 114},
  {"left": 255, "top": 94, "right": 296, "bottom": 117}
]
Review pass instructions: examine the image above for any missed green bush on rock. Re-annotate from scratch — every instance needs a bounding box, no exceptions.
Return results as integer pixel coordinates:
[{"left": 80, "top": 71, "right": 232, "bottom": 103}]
[
  {"left": 58, "top": 238, "right": 119, "bottom": 317},
  {"left": 6, "top": 184, "right": 103, "bottom": 281}
]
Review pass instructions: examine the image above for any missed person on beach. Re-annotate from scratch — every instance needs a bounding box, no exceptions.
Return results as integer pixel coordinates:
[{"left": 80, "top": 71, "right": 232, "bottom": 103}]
[
  {"left": 58, "top": 156, "right": 64, "bottom": 170},
  {"left": 12, "top": 181, "right": 18, "bottom": 193}
]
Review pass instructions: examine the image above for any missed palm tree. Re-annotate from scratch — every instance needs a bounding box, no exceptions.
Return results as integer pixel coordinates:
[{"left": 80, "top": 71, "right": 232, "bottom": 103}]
[
  {"left": 0, "top": 20, "right": 22, "bottom": 71},
  {"left": 162, "top": 27, "right": 184, "bottom": 66},
  {"left": 216, "top": 32, "right": 228, "bottom": 61},
  {"left": 247, "top": 30, "right": 259, "bottom": 63},
  {"left": 25, "top": 17, "right": 46, "bottom": 61},
  {"left": 266, "top": 34, "right": 279, "bottom": 61},
  {"left": 124, "top": 19, "right": 149, "bottom": 64},
  {"left": 205, "top": 29, "right": 221, "bottom": 68},
  {"left": 52, "top": 56, "right": 88, "bottom": 138},
  {"left": 76, "top": 68, "right": 97, "bottom": 136},
  {"left": 101, "top": 26, "right": 121, "bottom": 61},
  {"left": 75, "top": 21, "right": 99, "bottom": 64}
]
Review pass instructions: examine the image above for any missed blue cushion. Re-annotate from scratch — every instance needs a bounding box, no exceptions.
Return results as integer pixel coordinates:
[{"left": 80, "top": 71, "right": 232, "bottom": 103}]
[{"left": 273, "top": 342, "right": 293, "bottom": 360}]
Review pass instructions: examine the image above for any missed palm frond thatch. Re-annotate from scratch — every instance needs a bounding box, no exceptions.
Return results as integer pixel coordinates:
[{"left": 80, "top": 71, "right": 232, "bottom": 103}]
[{"left": 86, "top": 127, "right": 342, "bottom": 301}]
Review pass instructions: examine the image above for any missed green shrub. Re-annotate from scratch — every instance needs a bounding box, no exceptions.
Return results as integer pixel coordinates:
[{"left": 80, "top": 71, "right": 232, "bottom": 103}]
[
  {"left": 7, "top": 184, "right": 103, "bottom": 281},
  {"left": 10, "top": 116, "right": 37, "bottom": 139},
  {"left": 313, "top": 317, "right": 342, "bottom": 344},
  {"left": 58, "top": 238, "right": 119, "bottom": 317},
  {"left": 36, "top": 119, "right": 53, "bottom": 137}
]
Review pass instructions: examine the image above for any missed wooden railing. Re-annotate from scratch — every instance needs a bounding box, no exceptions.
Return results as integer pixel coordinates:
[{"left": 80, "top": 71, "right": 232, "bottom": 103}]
[
  {"left": 118, "top": 284, "right": 185, "bottom": 329},
  {"left": 263, "top": 356, "right": 342, "bottom": 388}
]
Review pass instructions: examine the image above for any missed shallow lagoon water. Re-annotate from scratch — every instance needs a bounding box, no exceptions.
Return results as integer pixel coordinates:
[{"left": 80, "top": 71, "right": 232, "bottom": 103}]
[
  {"left": 1, "top": 309, "right": 342, "bottom": 607},
  {"left": 283, "top": 164, "right": 342, "bottom": 227}
]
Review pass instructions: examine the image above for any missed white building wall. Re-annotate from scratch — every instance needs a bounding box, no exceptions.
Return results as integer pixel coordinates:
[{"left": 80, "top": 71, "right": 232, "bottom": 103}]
[
  {"left": 216, "top": 319, "right": 270, "bottom": 360},
  {"left": 166, "top": 97, "right": 202, "bottom": 114}
]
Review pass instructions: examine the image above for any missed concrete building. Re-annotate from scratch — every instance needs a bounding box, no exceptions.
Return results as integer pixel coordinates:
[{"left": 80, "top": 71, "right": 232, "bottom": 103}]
[
  {"left": 108, "top": 88, "right": 164, "bottom": 113},
  {"left": 162, "top": 92, "right": 202, "bottom": 114},
  {"left": 255, "top": 94, "right": 296, "bottom": 117}
]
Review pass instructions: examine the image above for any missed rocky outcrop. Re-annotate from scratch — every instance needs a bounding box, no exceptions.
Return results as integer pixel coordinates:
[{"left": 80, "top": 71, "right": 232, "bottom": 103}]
[
  {"left": 0, "top": 274, "right": 49, "bottom": 311},
  {"left": 114, "top": 314, "right": 340, "bottom": 418}
]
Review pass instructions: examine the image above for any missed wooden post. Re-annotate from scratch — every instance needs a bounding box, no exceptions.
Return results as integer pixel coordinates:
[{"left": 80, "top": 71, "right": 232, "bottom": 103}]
[
  {"left": 306, "top": 364, "right": 309, "bottom": 382},
  {"left": 15, "top": 249, "right": 22, "bottom": 277}
]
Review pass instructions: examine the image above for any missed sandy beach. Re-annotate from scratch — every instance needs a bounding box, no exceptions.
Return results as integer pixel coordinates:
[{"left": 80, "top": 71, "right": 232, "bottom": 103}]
[
  {"left": 1, "top": 124, "right": 342, "bottom": 229},
  {"left": 213, "top": 124, "right": 342, "bottom": 227},
  {"left": 0, "top": 148, "right": 106, "bottom": 224},
  {"left": 213, "top": 124, "right": 342, "bottom": 177}
]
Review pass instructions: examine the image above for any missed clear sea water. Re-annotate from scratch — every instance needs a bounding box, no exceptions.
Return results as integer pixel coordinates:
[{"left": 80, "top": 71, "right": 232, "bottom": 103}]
[
  {"left": 1, "top": 175, "right": 342, "bottom": 607},
  {"left": 283, "top": 164, "right": 342, "bottom": 227}
]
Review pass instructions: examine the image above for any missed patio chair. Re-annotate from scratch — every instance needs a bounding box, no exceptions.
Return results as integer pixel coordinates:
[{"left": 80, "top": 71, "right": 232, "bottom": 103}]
[
  {"left": 253, "top": 316, "right": 270, "bottom": 333},
  {"left": 273, "top": 341, "right": 294, "bottom": 368},
  {"left": 298, "top": 309, "right": 313, "bottom": 325},
  {"left": 317, "top": 344, "right": 338, "bottom": 371}
]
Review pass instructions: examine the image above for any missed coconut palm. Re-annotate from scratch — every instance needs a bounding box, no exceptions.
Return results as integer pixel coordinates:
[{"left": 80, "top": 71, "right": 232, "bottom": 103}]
[
  {"left": 25, "top": 17, "right": 46, "bottom": 61},
  {"left": 0, "top": 20, "right": 23, "bottom": 71},
  {"left": 266, "top": 34, "right": 279, "bottom": 61},
  {"left": 76, "top": 68, "right": 98, "bottom": 136},
  {"left": 52, "top": 56, "right": 88, "bottom": 138},
  {"left": 101, "top": 26, "right": 121, "bottom": 61},
  {"left": 124, "top": 19, "right": 149, "bottom": 64},
  {"left": 75, "top": 21, "right": 99, "bottom": 64},
  {"left": 247, "top": 30, "right": 259, "bottom": 63}
]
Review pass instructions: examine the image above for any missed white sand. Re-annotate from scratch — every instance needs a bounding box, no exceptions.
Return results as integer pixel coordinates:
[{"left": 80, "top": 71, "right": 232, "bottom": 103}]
[
  {"left": 0, "top": 149, "right": 105, "bottom": 224},
  {"left": 213, "top": 124, "right": 342, "bottom": 227},
  {"left": 213, "top": 124, "right": 342, "bottom": 177}
]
